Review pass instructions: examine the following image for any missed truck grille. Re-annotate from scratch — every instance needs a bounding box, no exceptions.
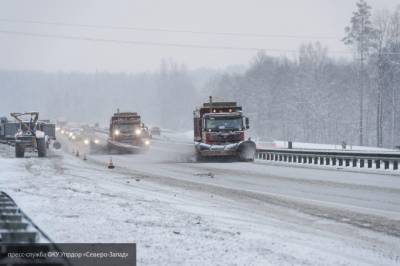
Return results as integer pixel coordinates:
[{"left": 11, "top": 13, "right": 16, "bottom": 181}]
[{"left": 206, "top": 132, "right": 244, "bottom": 144}]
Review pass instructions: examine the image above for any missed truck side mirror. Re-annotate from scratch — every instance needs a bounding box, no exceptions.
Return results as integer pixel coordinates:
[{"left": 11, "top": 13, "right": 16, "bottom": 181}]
[{"left": 245, "top": 117, "right": 250, "bottom": 129}]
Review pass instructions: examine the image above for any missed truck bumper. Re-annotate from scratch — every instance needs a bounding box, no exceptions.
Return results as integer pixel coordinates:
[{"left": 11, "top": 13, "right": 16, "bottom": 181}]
[
  {"left": 195, "top": 140, "right": 256, "bottom": 160},
  {"left": 107, "top": 139, "right": 149, "bottom": 153}
]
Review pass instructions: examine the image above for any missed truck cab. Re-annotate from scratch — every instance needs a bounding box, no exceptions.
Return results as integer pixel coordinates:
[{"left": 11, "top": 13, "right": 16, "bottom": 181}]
[
  {"left": 108, "top": 111, "right": 151, "bottom": 149},
  {"left": 193, "top": 97, "right": 255, "bottom": 161}
]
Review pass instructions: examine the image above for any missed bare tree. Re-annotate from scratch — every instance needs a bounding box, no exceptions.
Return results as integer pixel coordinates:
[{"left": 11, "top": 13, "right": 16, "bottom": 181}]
[
  {"left": 343, "top": 0, "right": 376, "bottom": 146},
  {"left": 372, "top": 10, "right": 391, "bottom": 147},
  {"left": 387, "top": 6, "right": 400, "bottom": 147}
]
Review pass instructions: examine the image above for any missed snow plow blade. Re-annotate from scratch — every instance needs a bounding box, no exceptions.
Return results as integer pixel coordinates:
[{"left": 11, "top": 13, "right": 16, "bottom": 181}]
[
  {"left": 107, "top": 140, "right": 148, "bottom": 154},
  {"left": 195, "top": 140, "right": 256, "bottom": 161}
]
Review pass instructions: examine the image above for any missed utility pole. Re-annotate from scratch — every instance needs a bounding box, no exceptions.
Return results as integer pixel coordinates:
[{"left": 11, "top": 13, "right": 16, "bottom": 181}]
[{"left": 359, "top": 15, "right": 365, "bottom": 146}]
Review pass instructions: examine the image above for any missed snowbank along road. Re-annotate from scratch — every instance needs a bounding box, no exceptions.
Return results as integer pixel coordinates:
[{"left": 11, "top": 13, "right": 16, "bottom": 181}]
[{"left": 0, "top": 137, "right": 399, "bottom": 265}]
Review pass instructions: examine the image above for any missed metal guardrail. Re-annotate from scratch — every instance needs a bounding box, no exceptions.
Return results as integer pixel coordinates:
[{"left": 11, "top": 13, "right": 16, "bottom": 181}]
[
  {"left": 0, "top": 191, "right": 48, "bottom": 243},
  {"left": 256, "top": 148, "right": 400, "bottom": 171},
  {"left": 0, "top": 192, "right": 71, "bottom": 265}
]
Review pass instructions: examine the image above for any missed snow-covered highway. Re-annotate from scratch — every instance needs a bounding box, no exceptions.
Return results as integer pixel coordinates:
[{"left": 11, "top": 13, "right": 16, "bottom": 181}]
[{"left": 0, "top": 140, "right": 399, "bottom": 265}]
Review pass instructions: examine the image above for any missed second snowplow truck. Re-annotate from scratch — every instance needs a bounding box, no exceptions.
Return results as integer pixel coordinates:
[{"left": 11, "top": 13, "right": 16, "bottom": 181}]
[
  {"left": 193, "top": 97, "right": 256, "bottom": 161},
  {"left": 107, "top": 111, "right": 151, "bottom": 153}
]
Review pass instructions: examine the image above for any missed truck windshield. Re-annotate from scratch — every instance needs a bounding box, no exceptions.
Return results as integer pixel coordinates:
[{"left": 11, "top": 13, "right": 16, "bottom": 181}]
[{"left": 205, "top": 116, "right": 243, "bottom": 131}]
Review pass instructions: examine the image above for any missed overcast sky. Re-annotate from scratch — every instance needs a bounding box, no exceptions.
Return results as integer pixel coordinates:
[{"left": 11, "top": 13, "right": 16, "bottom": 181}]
[{"left": 0, "top": 0, "right": 398, "bottom": 73}]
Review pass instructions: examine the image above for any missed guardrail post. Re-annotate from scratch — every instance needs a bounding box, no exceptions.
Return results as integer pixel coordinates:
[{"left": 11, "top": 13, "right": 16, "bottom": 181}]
[
  {"left": 384, "top": 160, "right": 389, "bottom": 170},
  {"left": 375, "top": 160, "right": 380, "bottom": 169}
]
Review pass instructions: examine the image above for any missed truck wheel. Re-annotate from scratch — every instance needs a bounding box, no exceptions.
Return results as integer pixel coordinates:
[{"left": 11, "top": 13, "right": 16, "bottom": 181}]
[
  {"left": 53, "top": 141, "right": 61, "bottom": 149},
  {"left": 107, "top": 143, "right": 113, "bottom": 154},
  {"left": 194, "top": 151, "right": 203, "bottom": 162},
  {"left": 15, "top": 142, "right": 25, "bottom": 158},
  {"left": 37, "top": 138, "right": 47, "bottom": 157},
  {"left": 238, "top": 141, "right": 256, "bottom": 162}
]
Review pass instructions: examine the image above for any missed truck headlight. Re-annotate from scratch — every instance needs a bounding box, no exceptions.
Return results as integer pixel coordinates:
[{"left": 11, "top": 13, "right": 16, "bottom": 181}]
[
  {"left": 94, "top": 139, "right": 100, "bottom": 144},
  {"left": 84, "top": 139, "right": 89, "bottom": 145},
  {"left": 135, "top": 129, "right": 141, "bottom": 135},
  {"left": 114, "top": 129, "right": 120, "bottom": 136}
]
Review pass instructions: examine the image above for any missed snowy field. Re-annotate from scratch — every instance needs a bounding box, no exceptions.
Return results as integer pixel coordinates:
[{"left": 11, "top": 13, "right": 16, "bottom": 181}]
[{"left": 0, "top": 140, "right": 399, "bottom": 265}]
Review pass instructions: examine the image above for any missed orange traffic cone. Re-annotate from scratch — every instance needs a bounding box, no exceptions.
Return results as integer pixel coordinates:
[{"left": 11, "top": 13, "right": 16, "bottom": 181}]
[{"left": 108, "top": 157, "right": 115, "bottom": 169}]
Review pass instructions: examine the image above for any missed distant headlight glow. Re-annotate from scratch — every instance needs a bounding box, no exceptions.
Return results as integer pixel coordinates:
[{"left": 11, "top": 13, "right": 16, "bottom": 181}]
[
  {"left": 71, "top": 135, "right": 76, "bottom": 140},
  {"left": 144, "top": 140, "right": 150, "bottom": 145},
  {"left": 84, "top": 139, "right": 89, "bottom": 145},
  {"left": 114, "top": 129, "right": 120, "bottom": 136},
  {"left": 135, "top": 129, "right": 141, "bottom": 135},
  {"left": 94, "top": 139, "right": 100, "bottom": 144}
]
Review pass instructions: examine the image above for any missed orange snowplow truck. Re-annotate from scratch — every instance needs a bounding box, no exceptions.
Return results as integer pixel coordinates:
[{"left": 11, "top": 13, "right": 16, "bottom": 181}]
[
  {"left": 193, "top": 97, "right": 256, "bottom": 161},
  {"left": 107, "top": 111, "right": 151, "bottom": 153}
]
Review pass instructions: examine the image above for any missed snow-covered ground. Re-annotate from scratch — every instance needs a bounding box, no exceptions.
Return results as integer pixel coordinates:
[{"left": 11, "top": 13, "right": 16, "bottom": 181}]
[{"left": 0, "top": 140, "right": 399, "bottom": 265}]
